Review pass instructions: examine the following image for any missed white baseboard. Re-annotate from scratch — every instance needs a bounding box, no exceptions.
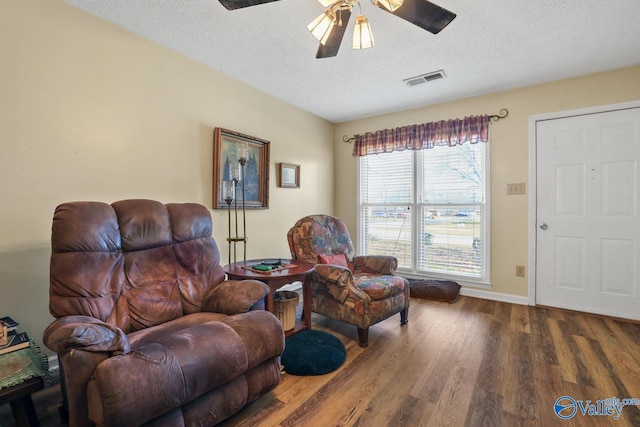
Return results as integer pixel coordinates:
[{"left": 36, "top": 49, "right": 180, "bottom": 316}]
[
  {"left": 460, "top": 286, "right": 529, "bottom": 306},
  {"left": 48, "top": 354, "right": 59, "bottom": 373},
  {"left": 278, "top": 281, "right": 302, "bottom": 292},
  {"left": 282, "top": 280, "right": 528, "bottom": 305}
]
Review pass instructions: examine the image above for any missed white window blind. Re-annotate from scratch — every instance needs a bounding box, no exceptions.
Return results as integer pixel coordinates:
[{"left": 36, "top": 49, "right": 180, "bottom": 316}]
[
  {"left": 359, "top": 143, "right": 489, "bottom": 282},
  {"left": 360, "top": 150, "right": 413, "bottom": 267}
]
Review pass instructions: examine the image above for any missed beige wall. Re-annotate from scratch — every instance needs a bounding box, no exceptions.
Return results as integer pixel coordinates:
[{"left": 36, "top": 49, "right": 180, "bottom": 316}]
[
  {"left": 335, "top": 65, "right": 640, "bottom": 299},
  {"left": 2, "top": 0, "right": 639, "bottom": 354},
  {"left": 0, "top": 0, "right": 333, "bottom": 353}
]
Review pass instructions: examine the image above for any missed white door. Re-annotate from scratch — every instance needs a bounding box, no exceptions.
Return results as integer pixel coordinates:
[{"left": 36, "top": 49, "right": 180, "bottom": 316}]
[{"left": 535, "top": 105, "right": 640, "bottom": 321}]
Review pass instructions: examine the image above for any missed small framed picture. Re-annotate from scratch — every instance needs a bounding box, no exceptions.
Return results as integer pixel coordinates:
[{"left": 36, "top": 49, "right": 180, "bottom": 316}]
[{"left": 278, "top": 163, "right": 300, "bottom": 188}]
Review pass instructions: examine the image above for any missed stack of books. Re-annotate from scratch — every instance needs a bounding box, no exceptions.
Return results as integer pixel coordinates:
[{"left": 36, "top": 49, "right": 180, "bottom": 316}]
[{"left": 0, "top": 316, "right": 30, "bottom": 356}]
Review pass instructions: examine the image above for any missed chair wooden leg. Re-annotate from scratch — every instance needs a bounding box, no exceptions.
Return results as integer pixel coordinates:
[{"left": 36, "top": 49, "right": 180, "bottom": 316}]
[
  {"left": 357, "top": 327, "right": 369, "bottom": 348},
  {"left": 400, "top": 306, "right": 409, "bottom": 325}
]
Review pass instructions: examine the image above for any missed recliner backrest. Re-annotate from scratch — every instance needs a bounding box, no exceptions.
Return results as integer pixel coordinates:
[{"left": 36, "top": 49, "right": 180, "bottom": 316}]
[
  {"left": 287, "top": 214, "right": 356, "bottom": 263},
  {"left": 49, "top": 199, "right": 224, "bottom": 333}
]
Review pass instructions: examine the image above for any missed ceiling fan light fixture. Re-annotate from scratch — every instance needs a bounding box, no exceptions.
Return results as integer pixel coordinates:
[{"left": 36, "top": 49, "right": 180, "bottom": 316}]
[
  {"left": 308, "top": 11, "right": 336, "bottom": 45},
  {"left": 317, "top": 0, "right": 338, "bottom": 7},
  {"left": 352, "top": 15, "right": 374, "bottom": 49},
  {"left": 373, "top": 0, "right": 403, "bottom": 12}
]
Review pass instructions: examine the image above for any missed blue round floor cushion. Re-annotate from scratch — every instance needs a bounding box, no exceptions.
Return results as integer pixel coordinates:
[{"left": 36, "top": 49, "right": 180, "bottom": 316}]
[{"left": 281, "top": 330, "right": 346, "bottom": 376}]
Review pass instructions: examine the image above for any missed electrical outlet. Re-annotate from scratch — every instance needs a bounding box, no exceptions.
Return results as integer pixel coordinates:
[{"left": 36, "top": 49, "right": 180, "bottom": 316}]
[
  {"left": 507, "top": 183, "right": 526, "bottom": 195},
  {"left": 515, "top": 265, "right": 525, "bottom": 277}
]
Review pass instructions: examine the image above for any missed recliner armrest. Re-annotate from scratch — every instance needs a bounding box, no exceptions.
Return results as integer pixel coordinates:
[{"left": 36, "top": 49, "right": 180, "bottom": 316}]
[
  {"left": 313, "top": 264, "right": 367, "bottom": 304},
  {"left": 202, "top": 280, "right": 270, "bottom": 314},
  {"left": 352, "top": 255, "right": 398, "bottom": 275},
  {"left": 43, "top": 315, "right": 130, "bottom": 355}
]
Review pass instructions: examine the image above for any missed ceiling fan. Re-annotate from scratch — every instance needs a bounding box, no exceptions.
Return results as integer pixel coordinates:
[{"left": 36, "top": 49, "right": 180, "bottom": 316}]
[{"left": 217, "top": 0, "right": 456, "bottom": 59}]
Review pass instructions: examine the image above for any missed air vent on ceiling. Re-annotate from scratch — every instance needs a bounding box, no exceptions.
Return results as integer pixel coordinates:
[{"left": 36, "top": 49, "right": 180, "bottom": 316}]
[{"left": 403, "top": 70, "right": 446, "bottom": 86}]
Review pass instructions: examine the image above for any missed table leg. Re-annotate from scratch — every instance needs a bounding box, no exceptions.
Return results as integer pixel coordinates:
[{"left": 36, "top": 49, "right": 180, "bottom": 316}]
[
  {"left": 265, "top": 288, "right": 274, "bottom": 313},
  {"left": 10, "top": 394, "right": 40, "bottom": 427},
  {"left": 302, "top": 275, "right": 312, "bottom": 330}
]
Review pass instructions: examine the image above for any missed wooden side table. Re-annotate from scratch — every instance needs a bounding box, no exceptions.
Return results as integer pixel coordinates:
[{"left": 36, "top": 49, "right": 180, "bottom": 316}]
[
  {"left": 223, "top": 259, "right": 314, "bottom": 336},
  {"left": 0, "top": 345, "right": 49, "bottom": 427},
  {"left": 0, "top": 376, "right": 43, "bottom": 427}
]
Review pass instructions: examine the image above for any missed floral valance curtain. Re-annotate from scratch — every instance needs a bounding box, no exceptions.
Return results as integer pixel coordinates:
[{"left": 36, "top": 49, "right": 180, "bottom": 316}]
[{"left": 352, "top": 114, "right": 490, "bottom": 157}]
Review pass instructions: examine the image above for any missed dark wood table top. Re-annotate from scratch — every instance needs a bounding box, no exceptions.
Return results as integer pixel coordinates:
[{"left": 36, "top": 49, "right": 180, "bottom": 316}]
[{"left": 223, "top": 258, "right": 314, "bottom": 280}]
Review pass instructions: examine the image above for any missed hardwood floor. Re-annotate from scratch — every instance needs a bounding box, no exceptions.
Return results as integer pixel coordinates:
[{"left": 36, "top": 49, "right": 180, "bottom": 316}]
[
  {"left": 221, "top": 296, "right": 640, "bottom": 427},
  {"left": 2, "top": 296, "right": 639, "bottom": 426}
]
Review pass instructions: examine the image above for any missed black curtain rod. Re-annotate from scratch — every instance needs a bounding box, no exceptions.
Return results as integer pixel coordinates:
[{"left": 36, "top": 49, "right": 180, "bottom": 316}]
[
  {"left": 343, "top": 108, "right": 509, "bottom": 143},
  {"left": 489, "top": 108, "right": 509, "bottom": 122},
  {"left": 343, "top": 135, "right": 356, "bottom": 143}
]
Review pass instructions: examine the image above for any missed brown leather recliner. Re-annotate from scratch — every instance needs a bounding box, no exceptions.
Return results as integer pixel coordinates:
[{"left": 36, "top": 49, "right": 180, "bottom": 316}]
[{"left": 43, "top": 199, "right": 284, "bottom": 427}]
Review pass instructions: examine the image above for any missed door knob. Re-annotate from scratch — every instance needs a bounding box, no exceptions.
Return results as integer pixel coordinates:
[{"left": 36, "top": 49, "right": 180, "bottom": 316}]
[{"left": 539, "top": 223, "right": 548, "bottom": 230}]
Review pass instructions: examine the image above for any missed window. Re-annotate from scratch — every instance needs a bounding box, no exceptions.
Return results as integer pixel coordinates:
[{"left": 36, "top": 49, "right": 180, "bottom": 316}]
[{"left": 358, "top": 142, "right": 489, "bottom": 284}]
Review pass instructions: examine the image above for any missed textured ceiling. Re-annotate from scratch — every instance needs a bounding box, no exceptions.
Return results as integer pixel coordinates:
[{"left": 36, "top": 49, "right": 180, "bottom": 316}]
[{"left": 64, "top": 0, "right": 640, "bottom": 123}]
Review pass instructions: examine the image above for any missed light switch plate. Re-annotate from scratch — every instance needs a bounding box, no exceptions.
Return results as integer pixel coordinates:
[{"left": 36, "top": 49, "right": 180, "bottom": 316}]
[{"left": 507, "top": 183, "right": 526, "bottom": 195}]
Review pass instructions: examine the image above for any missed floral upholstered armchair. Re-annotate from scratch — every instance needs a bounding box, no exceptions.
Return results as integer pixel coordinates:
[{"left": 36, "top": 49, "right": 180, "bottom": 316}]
[{"left": 287, "top": 214, "right": 409, "bottom": 347}]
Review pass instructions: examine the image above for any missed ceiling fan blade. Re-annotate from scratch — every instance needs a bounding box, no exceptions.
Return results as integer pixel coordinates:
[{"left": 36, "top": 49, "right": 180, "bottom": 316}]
[
  {"left": 316, "top": 9, "right": 352, "bottom": 59},
  {"left": 383, "top": 0, "right": 456, "bottom": 34},
  {"left": 218, "top": 0, "right": 281, "bottom": 10}
]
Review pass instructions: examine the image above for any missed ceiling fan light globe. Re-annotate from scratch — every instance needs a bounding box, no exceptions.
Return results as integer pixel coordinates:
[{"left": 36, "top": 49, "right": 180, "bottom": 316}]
[
  {"left": 308, "top": 11, "right": 336, "bottom": 45},
  {"left": 373, "top": 0, "right": 403, "bottom": 12},
  {"left": 352, "top": 15, "right": 374, "bottom": 49},
  {"left": 317, "top": 0, "right": 338, "bottom": 7}
]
